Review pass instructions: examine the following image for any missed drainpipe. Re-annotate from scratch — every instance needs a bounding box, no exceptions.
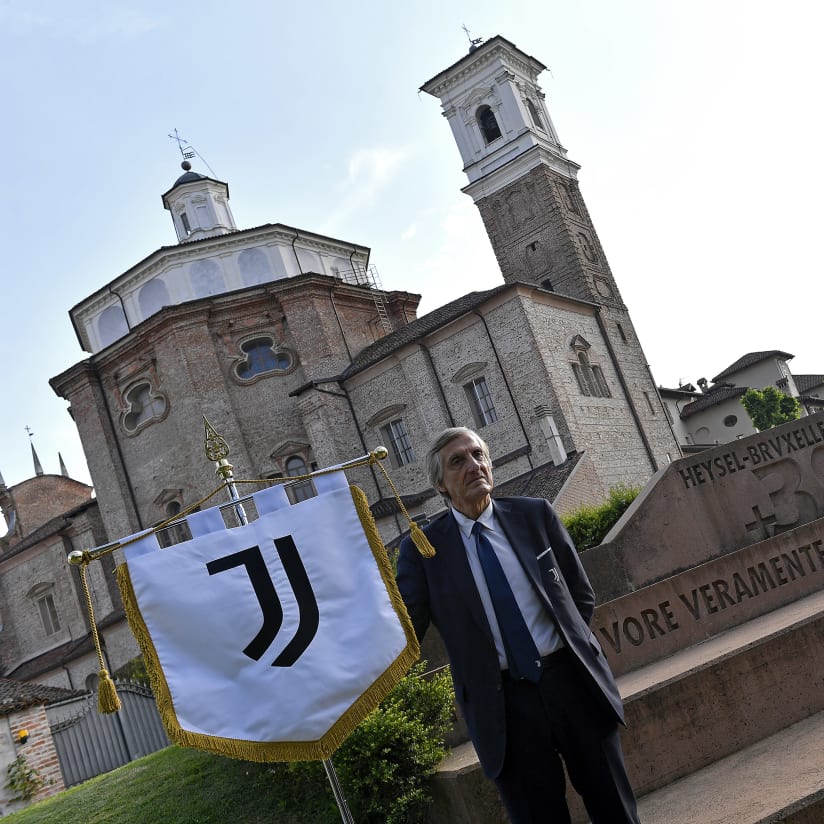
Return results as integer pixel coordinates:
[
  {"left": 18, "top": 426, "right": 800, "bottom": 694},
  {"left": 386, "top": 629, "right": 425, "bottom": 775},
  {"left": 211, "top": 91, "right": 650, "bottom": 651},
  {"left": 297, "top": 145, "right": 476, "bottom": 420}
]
[
  {"left": 109, "top": 286, "right": 132, "bottom": 331},
  {"left": 290, "top": 380, "right": 389, "bottom": 518},
  {"left": 328, "top": 292, "right": 353, "bottom": 362},
  {"left": 418, "top": 342, "right": 455, "bottom": 426},
  {"left": 473, "top": 310, "right": 533, "bottom": 468},
  {"left": 92, "top": 366, "right": 144, "bottom": 530},
  {"left": 594, "top": 308, "right": 658, "bottom": 472},
  {"left": 291, "top": 229, "right": 303, "bottom": 273}
]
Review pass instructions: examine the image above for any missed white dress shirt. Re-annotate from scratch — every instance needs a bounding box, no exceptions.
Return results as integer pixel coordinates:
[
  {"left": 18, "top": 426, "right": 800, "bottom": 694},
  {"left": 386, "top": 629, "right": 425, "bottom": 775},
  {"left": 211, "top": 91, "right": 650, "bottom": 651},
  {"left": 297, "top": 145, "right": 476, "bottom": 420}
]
[{"left": 452, "top": 502, "right": 563, "bottom": 671}]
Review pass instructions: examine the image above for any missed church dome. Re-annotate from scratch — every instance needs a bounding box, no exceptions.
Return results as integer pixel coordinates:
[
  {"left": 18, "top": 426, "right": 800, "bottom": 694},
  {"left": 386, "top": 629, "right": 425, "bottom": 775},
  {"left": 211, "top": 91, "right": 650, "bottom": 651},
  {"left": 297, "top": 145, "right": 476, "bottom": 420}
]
[{"left": 173, "top": 161, "right": 207, "bottom": 187}]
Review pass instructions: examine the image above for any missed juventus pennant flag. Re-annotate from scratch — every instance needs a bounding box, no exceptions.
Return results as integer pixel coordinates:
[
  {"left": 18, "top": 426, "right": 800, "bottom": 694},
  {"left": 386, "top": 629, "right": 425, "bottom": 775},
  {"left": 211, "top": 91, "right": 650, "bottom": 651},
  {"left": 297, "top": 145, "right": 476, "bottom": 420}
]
[{"left": 116, "top": 471, "right": 419, "bottom": 762}]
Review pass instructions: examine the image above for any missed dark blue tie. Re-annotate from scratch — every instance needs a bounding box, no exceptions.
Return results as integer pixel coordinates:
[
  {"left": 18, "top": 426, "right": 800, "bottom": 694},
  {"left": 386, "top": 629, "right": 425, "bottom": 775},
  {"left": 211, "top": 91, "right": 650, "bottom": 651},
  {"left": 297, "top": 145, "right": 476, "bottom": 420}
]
[{"left": 472, "top": 522, "right": 542, "bottom": 682}]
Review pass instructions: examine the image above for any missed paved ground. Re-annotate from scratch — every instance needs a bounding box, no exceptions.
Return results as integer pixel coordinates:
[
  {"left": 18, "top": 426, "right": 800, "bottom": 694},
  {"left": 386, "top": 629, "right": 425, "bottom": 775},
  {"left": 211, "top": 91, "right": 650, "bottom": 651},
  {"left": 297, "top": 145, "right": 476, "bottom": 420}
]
[{"left": 636, "top": 711, "right": 824, "bottom": 824}]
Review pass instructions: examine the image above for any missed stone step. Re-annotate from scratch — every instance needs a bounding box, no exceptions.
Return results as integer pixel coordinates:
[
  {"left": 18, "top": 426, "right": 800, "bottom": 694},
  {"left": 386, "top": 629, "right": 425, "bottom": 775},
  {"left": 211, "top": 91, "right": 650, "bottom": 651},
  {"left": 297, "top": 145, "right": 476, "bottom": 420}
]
[
  {"left": 618, "top": 588, "right": 824, "bottom": 797},
  {"left": 429, "top": 591, "right": 824, "bottom": 823},
  {"left": 636, "top": 710, "right": 824, "bottom": 824}
]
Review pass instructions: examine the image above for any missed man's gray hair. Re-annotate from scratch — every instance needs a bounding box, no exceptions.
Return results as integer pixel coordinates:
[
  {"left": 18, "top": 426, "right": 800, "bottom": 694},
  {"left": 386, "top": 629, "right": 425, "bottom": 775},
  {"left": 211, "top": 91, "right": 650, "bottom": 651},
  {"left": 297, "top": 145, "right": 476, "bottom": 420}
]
[{"left": 426, "top": 427, "right": 491, "bottom": 499}]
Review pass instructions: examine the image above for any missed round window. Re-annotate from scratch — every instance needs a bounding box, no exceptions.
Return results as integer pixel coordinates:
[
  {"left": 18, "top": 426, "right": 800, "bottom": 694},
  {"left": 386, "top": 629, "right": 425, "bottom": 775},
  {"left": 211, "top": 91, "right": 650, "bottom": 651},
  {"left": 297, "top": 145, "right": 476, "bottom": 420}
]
[{"left": 723, "top": 415, "right": 738, "bottom": 428}]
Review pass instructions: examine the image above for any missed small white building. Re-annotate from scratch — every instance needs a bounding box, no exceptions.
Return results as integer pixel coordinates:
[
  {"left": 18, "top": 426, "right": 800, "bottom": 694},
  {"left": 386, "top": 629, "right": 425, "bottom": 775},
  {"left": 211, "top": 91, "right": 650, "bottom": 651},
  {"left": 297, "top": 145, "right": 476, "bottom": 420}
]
[{"left": 660, "top": 350, "right": 824, "bottom": 451}]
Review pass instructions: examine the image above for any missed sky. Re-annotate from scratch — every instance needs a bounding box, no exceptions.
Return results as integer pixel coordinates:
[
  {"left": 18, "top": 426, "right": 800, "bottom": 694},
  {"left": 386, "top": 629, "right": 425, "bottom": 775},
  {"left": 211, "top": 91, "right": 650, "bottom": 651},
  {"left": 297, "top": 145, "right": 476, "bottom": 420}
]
[{"left": 1, "top": 0, "right": 822, "bottom": 490}]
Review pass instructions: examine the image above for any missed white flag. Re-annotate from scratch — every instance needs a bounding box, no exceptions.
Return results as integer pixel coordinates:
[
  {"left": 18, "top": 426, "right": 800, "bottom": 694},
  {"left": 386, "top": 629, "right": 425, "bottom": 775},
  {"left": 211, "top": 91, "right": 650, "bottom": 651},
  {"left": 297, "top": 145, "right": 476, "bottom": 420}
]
[{"left": 117, "top": 472, "right": 419, "bottom": 762}]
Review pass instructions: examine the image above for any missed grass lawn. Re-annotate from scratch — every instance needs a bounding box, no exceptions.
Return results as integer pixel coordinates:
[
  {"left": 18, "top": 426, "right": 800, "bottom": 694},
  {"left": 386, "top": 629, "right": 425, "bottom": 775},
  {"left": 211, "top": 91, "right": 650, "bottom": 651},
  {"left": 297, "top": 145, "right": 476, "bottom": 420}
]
[{"left": 4, "top": 746, "right": 342, "bottom": 824}]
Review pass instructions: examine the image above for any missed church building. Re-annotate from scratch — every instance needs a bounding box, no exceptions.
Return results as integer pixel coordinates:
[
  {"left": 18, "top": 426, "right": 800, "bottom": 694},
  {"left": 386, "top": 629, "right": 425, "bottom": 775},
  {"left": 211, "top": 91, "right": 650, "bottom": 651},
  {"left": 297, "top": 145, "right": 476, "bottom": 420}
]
[
  {"left": 0, "top": 450, "right": 129, "bottom": 689},
  {"left": 33, "top": 35, "right": 678, "bottom": 686}
]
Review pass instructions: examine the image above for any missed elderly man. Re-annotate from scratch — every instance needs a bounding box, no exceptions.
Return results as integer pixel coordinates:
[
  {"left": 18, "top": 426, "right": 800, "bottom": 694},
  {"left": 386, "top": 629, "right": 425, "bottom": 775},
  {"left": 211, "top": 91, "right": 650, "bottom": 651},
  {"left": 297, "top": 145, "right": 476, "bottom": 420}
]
[{"left": 396, "top": 427, "right": 639, "bottom": 824}]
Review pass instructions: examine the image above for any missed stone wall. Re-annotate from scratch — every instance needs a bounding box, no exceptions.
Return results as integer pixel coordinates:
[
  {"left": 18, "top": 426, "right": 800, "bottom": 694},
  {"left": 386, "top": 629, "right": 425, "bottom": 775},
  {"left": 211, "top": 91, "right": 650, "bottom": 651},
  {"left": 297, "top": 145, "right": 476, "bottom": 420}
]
[
  {"left": 581, "top": 412, "right": 824, "bottom": 675},
  {"left": 585, "top": 411, "right": 824, "bottom": 601}
]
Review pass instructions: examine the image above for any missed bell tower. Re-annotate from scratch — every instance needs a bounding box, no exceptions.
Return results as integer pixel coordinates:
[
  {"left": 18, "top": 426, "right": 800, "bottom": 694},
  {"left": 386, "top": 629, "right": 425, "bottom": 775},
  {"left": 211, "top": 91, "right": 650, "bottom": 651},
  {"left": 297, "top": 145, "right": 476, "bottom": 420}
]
[
  {"left": 420, "top": 35, "right": 622, "bottom": 308},
  {"left": 422, "top": 35, "right": 682, "bottom": 470}
]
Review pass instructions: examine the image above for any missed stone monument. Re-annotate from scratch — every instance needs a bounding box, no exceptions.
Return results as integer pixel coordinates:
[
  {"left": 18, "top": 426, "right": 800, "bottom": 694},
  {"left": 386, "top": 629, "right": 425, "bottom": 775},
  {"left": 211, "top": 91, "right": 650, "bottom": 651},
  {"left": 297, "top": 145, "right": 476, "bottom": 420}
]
[{"left": 432, "top": 411, "right": 824, "bottom": 823}]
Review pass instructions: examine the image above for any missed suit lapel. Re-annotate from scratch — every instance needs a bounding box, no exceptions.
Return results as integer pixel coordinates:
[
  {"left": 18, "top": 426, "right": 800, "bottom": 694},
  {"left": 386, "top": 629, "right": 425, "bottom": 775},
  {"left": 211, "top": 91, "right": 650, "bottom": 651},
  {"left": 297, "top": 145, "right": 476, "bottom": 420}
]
[
  {"left": 427, "top": 511, "right": 496, "bottom": 644},
  {"left": 493, "top": 500, "right": 550, "bottom": 601}
]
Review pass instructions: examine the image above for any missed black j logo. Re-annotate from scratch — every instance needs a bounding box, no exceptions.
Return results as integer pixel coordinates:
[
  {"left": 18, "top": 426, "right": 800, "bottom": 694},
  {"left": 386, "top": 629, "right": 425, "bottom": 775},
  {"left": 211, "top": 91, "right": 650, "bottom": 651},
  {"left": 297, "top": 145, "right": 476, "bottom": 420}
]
[{"left": 206, "top": 535, "right": 319, "bottom": 667}]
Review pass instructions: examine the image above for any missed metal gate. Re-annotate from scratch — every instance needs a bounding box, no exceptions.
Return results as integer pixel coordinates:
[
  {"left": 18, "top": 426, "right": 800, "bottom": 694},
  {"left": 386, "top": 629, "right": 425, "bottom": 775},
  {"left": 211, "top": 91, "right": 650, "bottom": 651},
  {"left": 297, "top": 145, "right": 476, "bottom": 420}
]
[{"left": 47, "top": 681, "right": 170, "bottom": 787}]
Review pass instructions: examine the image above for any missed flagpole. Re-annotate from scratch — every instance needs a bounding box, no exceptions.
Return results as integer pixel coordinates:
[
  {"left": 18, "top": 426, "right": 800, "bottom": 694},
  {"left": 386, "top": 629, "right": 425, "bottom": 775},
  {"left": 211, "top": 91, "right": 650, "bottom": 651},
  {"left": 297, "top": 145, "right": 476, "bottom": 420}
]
[{"left": 203, "top": 417, "right": 355, "bottom": 824}]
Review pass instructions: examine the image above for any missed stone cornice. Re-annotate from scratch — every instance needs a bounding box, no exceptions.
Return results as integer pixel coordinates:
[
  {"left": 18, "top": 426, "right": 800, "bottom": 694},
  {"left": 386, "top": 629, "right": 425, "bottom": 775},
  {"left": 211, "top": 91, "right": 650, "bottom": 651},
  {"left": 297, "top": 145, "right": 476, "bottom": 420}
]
[
  {"left": 462, "top": 144, "right": 581, "bottom": 201},
  {"left": 421, "top": 36, "right": 546, "bottom": 99},
  {"left": 71, "top": 223, "right": 371, "bottom": 322}
]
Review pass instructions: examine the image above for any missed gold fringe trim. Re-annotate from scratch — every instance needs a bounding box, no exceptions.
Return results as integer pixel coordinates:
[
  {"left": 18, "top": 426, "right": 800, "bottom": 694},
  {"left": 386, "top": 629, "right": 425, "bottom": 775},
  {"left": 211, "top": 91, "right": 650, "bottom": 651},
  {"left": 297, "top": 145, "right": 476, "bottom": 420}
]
[{"left": 114, "top": 485, "right": 420, "bottom": 762}]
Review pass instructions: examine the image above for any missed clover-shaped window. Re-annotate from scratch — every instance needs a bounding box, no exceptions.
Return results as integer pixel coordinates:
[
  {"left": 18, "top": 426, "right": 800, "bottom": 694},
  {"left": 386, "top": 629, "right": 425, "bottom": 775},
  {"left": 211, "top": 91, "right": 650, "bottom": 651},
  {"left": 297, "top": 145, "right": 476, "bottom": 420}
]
[
  {"left": 235, "top": 337, "right": 293, "bottom": 381},
  {"left": 123, "top": 381, "right": 167, "bottom": 433}
]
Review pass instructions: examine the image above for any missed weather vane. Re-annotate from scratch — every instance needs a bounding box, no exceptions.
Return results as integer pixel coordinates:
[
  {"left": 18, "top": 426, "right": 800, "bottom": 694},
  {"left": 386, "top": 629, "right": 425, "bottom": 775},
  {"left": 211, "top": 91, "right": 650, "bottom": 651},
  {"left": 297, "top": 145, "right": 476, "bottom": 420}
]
[
  {"left": 462, "top": 24, "right": 483, "bottom": 50},
  {"left": 167, "top": 129, "right": 218, "bottom": 177},
  {"left": 24, "top": 425, "right": 34, "bottom": 440},
  {"left": 168, "top": 128, "right": 195, "bottom": 160}
]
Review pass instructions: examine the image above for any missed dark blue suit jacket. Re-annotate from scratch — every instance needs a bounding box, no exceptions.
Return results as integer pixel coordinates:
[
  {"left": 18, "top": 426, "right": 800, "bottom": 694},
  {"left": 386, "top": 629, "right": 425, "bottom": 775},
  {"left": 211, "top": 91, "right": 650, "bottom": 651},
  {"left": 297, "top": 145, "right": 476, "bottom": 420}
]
[{"left": 396, "top": 496, "right": 625, "bottom": 779}]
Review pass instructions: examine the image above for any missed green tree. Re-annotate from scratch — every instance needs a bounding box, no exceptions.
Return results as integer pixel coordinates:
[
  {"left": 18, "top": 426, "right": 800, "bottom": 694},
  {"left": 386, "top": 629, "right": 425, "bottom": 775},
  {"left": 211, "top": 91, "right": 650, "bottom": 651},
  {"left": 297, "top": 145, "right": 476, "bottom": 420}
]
[{"left": 740, "top": 386, "right": 801, "bottom": 431}]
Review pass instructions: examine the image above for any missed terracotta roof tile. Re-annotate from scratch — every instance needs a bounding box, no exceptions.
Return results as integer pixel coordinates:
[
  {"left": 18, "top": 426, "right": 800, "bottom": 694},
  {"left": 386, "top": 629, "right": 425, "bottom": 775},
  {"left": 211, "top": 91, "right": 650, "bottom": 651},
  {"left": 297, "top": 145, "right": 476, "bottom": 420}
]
[
  {"left": 0, "top": 677, "right": 83, "bottom": 713},
  {"left": 341, "top": 286, "right": 508, "bottom": 378},
  {"left": 680, "top": 385, "right": 747, "bottom": 418}
]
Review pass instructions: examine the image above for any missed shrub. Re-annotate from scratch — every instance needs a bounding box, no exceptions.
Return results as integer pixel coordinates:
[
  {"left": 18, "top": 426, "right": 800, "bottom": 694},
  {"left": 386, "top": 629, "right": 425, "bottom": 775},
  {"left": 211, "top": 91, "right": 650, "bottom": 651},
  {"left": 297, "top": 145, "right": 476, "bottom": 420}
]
[
  {"left": 562, "top": 484, "right": 640, "bottom": 551},
  {"left": 111, "top": 655, "right": 150, "bottom": 684},
  {"left": 332, "top": 661, "right": 455, "bottom": 824},
  {"left": 5, "top": 754, "right": 45, "bottom": 802}
]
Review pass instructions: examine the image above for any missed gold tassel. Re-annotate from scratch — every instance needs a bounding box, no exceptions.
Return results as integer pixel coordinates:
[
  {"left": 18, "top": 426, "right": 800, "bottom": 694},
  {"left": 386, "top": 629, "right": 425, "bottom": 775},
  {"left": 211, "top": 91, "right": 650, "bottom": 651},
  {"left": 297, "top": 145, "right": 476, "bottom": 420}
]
[
  {"left": 373, "top": 460, "right": 437, "bottom": 557},
  {"left": 97, "top": 668, "right": 121, "bottom": 714},
  {"left": 68, "top": 555, "right": 121, "bottom": 714},
  {"left": 409, "top": 521, "right": 436, "bottom": 558}
]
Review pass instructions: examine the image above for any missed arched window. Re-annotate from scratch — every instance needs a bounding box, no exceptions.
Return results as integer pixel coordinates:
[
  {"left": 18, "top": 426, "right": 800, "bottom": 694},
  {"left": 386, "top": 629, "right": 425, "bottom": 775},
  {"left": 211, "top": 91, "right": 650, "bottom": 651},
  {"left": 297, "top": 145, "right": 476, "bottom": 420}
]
[
  {"left": 28, "top": 583, "right": 60, "bottom": 636},
  {"left": 98, "top": 304, "right": 129, "bottom": 348},
  {"left": 526, "top": 99, "right": 544, "bottom": 130},
  {"left": 571, "top": 351, "right": 611, "bottom": 399},
  {"left": 238, "top": 248, "right": 273, "bottom": 286},
  {"left": 190, "top": 259, "right": 224, "bottom": 297},
  {"left": 157, "top": 499, "right": 191, "bottom": 547},
  {"left": 235, "top": 338, "right": 293, "bottom": 381},
  {"left": 285, "top": 455, "right": 314, "bottom": 503},
  {"left": 381, "top": 418, "right": 416, "bottom": 467},
  {"left": 477, "top": 105, "right": 502, "bottom": 144},
  {"left": 285, "top": 455, "right": 307, "bottom": 476},
  {"left": 123, "top": 381, "right": 167, "bottom": 433},
  {"left": 464, "top": 377, "right": 498, "bottom": 428},
  {"left": 138, "top": 278, "right": 172, "bottom": 319}
]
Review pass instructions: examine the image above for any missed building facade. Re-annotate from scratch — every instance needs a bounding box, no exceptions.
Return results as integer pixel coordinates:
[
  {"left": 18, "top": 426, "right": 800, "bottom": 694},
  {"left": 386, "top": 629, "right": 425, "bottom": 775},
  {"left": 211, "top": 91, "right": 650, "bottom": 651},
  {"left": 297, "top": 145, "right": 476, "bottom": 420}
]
[
  {"left": 0, "top": 457, "right": 133, "bottom": 689},
  {"left": 50, "top": 36, "right": 679, "bottom": 559}
]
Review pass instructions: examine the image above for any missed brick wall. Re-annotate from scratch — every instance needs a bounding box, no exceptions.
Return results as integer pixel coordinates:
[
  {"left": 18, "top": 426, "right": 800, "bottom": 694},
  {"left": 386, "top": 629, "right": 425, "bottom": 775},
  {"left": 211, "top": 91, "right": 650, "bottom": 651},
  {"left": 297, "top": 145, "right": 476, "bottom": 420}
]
[{"left": 1, "top": 706, "right": 64, "bottom": 814}]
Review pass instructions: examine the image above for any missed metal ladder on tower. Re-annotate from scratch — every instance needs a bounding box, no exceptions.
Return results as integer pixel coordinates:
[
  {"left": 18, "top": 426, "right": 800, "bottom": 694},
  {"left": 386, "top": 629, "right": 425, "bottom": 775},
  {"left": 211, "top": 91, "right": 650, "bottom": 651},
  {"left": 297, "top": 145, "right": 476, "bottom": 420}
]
[{"left": 349, "top": 263, "right": 394, "bottom": 336}]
